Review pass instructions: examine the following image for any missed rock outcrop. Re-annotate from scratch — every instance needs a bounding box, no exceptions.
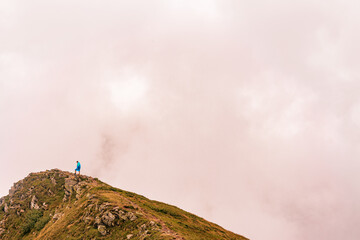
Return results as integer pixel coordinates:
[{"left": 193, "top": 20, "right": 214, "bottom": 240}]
[
  {"left": 4, "top": 203, "right": 8, "bottom": 213},
  {"left": 9, "top": 180, "right": 23, "bottom": 197},
  {"left": 30, "top": 195, "right": 40, "bottom": 210}
]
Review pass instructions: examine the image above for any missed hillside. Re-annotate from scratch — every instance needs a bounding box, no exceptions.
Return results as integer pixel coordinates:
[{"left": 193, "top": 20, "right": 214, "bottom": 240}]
[{"left": 0, "top": 169, "right": 248, "bottom": 240}]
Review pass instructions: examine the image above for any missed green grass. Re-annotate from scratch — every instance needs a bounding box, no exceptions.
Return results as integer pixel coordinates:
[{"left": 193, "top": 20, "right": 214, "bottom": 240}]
[
  {"left": 34, "top": 215, "right": 50, "bottom": 231},
  {"left": 21, "top": 210, "right": 43, "bottom": 235}
]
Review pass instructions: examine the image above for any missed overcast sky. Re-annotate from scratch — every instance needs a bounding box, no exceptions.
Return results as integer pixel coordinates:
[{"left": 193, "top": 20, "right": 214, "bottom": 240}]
[{"left": 1, "top": 1, "right": 360, "bottom": 239}]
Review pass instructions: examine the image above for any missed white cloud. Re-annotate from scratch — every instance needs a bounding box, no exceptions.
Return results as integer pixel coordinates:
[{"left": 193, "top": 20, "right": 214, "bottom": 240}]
[
  {"left": 106, "top": 71, "right": 149, "bottom": 112},
  {"left": 1, "top": 1, "right": 360, "bottom": 240}
]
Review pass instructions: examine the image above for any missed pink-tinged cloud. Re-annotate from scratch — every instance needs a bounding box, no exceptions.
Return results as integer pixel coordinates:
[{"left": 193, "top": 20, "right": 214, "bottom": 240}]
[{"left": 1, "top": 1, "right": 360, "bottom": 239}]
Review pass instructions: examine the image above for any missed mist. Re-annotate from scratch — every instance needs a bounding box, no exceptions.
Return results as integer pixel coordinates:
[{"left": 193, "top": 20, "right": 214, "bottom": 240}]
[{"left": 1, "top": 1, "right": 360, "bottom": 239}]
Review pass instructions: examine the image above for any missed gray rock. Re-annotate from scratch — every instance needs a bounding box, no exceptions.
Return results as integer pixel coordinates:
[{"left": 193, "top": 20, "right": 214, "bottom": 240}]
[
  {"left": 30, "top": 195, "right": 40, "bottom": 210},
  {"left": 74, "top": 184, "right": 84, "bottom": 199},
  {"left": 42, "top": 202, "right": 48, "bottom": 210},
  {"left": 101, "top": 211, "right": 116, "bottom": 226},
  {"left": 99, "top": 203, "right": 110, "bottom": 212},
  {"left": 63, "top": 178, "right": 77, "bottom": 202},
  {"left": 126, "top": 212, "right": 137, "bottom": 221},
  {"left": 64, "top": 179, "right": 77, "bottom": 193},
  {"left": 4, "top": 203, "right": 8, "bottom": 213},
  {"left": 117, "top": 210, "right": 137, "bottom": 221},
  {"left": 149, "top": 221, "right": 160, "bottom": 230},
  {"left": 139, "top": 223, "right": 147, "bottom": 231},
  {"left": 117, "top": 210, "right": 128, "bottom": 221},
  {"left": 97, "top": 225, "right": 107, "bottom": 236},
  {"left": 94, "top": 216, "right": 101, "bottom": 226},
  {"left": 84, "top": 216, "right": 94, "bottom": 225},
  {"left": 53, "top": 212, "right": 64, "bottom": 221}
]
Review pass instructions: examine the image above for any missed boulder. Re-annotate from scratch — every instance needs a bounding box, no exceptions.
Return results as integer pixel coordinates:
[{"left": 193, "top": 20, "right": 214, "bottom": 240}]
[
  {"left": 97, "top": 225, "right": 107, "bottom": 236},
  {"left": 94, "top": 216, "right": 101, "bottom": 226},
  {"left": 42, "top": 202, "right": 48, "bottom": 210},
  {"left": 4, "top": 203, "right": 8, "bottom": 213},
  {"left": 101, "top": 211, "right": 116, "bottom": 226},
  {"left": 116, "top": 210, "right": 137, "bottom": 221},
  {"left": 63, "top": 178, "right": 78, "bottom": 202},
  {"left": 99, "top": 203, "right": 111, "bottom": 212},
  {"left": 74, "top": 183, "right": 86, "bottom": 199},
  {"left": 126, "top": 212, "right": 137, "bottom": 221},
  {"left": 53, "top": 212, "right": 64, "bottom": 221},
  {"left": 84, "top": 216, "right": 94, "bottom": 225},
  {"left": 149, "top": 221, "right": 160, "bottom": 230},
  {"left": 117, "top": 210, "right": 128, "bottom": 221},
  {"left": 30, "top": 195, "right": 40, "bottom": 210},
  {"left": 64, "top": 179, "right": 77, "bottom": 193}
]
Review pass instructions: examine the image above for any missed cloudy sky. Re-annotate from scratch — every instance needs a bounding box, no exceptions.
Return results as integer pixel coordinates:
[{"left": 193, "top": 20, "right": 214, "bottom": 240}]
[{"left": 1, "top": 0, "right": 360, "bottom": 239}]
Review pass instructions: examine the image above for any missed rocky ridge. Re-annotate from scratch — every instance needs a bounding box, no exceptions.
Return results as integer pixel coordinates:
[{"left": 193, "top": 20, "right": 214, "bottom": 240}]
[{"left": 0, "top": 169, "right": 248, "bottom": 240}]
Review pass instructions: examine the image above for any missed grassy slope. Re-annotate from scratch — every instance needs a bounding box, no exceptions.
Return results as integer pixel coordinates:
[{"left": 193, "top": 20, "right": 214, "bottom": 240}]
[
  {"left": 96, "top": 185, "right": 246, "bottom": 240},
  {"left": 0, "top": 170, "right": 248, "bottom": 240}
]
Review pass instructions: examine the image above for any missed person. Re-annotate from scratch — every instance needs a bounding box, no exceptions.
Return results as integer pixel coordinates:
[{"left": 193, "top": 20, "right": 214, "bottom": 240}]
[{"left": 75, "top": 161, "right": 81, "bottom": 175}]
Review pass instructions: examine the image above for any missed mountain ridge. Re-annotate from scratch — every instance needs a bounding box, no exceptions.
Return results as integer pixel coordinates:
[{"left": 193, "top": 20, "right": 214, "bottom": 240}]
[{"left": 0, "top": 169, "right": 248, "bottom": 240}]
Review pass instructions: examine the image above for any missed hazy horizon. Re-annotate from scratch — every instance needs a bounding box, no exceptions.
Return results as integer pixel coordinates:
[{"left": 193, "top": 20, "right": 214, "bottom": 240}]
[{"left": 1, "top": 1, "right": 360, "bottom": 239}]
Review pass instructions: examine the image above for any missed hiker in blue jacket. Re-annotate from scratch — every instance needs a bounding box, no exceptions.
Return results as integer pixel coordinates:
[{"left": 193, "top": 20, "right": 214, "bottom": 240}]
[{"left": 75, "top": 161, "right": 81, "bottom": 175}]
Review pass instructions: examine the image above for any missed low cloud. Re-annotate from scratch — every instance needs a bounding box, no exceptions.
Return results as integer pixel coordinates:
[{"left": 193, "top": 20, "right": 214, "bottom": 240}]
[{"left": 1, "top": 1, "right": 360, "bottom": 239}]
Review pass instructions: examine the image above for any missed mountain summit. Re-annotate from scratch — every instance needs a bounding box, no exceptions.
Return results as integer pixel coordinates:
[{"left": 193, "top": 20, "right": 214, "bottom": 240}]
[{"left": 0, "top": 169, "right": 248, "bottom": 240}]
